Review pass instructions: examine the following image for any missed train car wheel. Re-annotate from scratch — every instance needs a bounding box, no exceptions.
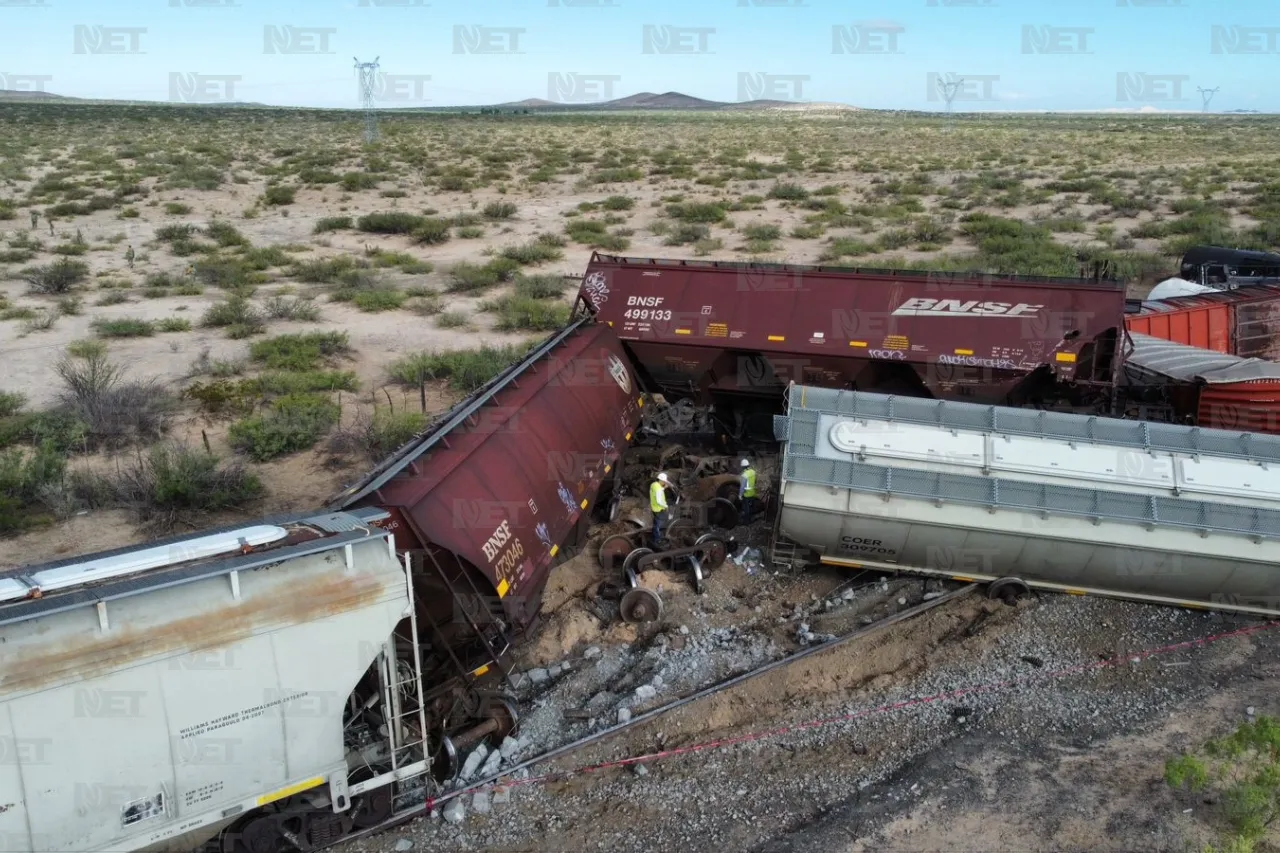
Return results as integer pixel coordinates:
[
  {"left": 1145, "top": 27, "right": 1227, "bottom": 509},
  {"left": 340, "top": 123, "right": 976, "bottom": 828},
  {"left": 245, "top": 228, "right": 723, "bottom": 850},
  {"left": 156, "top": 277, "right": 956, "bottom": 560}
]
[
  {"left": 694, "top": 533, "right": 729, "bottom": 569},
  {"left": 350, "top": 785, "right": 394, "bottom": 830},
  {"left": 620, "top": 588, "right": 664, "bottom": 623},
  {"left": 622, "top": 547, "right": 653, "bottom": 584},
  {"left": 224, "top": 815, "right": 287, "bottom": 853},
  {"left": 706, "top": 498, "right": 739, "bottom": 530},
  {"left": 598, "top": 534, "right": 636, "bottom": 571},
  {"left": 430, "top": 735, "right": 459, "bottom": 784},
  {"left": 986, "top": 577, "right": 1031, "bottom": 606},
  {"left": 665, "top": 519, "right": 699, "bottom": 548}
]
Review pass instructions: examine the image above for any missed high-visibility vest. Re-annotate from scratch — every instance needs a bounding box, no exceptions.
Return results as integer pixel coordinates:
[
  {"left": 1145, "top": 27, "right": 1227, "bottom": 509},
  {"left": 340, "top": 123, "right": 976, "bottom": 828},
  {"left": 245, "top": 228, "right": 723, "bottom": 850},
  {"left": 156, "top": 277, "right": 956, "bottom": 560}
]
[
  {"left": 650, "top": 481, "right": 668, "bottom": 513},
  {"left": 743, "top": 468, "right": 757, "bottom": 498}
]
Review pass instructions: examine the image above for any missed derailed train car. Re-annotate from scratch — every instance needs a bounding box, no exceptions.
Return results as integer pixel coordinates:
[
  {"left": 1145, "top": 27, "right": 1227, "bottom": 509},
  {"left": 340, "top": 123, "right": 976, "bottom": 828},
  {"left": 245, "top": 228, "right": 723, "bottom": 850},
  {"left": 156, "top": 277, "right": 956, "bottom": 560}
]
[
  {"left": 772, "top": 386, "right": 1280, "bottom": 617},
  {"left": 0, "top": 509, "right": 415, "bottom": 853},
  {"left": 578, "top": 253, "right": 1134, "bottom": 433}
]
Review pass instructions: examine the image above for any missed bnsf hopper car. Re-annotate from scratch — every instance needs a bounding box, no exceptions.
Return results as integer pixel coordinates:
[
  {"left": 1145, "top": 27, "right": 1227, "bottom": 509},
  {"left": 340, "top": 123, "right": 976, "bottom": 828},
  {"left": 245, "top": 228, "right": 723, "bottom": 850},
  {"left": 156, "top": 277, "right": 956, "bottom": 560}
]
[
  {"left": 578, "top": 253, "right": 1133, "bottom": 432},
  {"left": 329, "top": 316, "right": 643, "bottom": 655},
  {"left": 0, "top": 509, "right": 422, "bottom": 853},
  {"left": 1124, "top": 332, "right": 1280, "bottom": 435},
  {"left": 1126, "top": 283, "right": 1280, "bottom": 362},
  {"left": 773, "top": 386, "right": 1280, "bottom": 617}
]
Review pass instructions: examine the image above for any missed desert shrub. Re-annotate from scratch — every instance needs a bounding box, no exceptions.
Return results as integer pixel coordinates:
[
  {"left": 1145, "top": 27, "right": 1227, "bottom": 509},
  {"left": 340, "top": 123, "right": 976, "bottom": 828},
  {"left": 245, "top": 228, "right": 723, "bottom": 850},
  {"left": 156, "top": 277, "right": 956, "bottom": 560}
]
[
  {"left": 22, "top": 258, "right": 89, "bottom": 294},
  {"left": 500, "top": 240, "right": 563, "bottom": 265},
  {"left": 314, "top": 216, "right": 353, "bottom": 233},
  {"left": 205, "top": 220, "right": 248, "bottom": 247},
  {"left": 483, "top": 294, "right": 571, "bottom": 332},
  {"left": 192, "top": 256, "right": 263, "bottom": 289},
  {"left": 202, "top": 295, "right": 265, "bottom": 337},
  {"left": 247, "top": 371, "right": 359, "bottom": 395},
  {"left": 663, "top": 223, "right": 711, "bottom": 246},
  {"left": 411, "top": 218, "right": 451, "bottom": 245},
  {"left": 292, "top": 256, "right": 359, "bottom": 283},
  {"left": 164, "top": 202, "right": 193, "bottom": 215},
  {"left": 67, "top": 339, "right": 108, "bottom": 360},
  {"left": 249, "top": 331, "right": 350, "bottom": 371},
  {"left": 768, "top": 182, "right": 810, "bottom": 201},
  {"left": 156, "top": 223, "right": 197, "bottom": 242},
  {"left": 666, "top": 202, "right": 726, "bottom": 223},
  {"left": 357, "top": 212, "right": 426, "bottom": 234},
  {"left": 55, "top": 353, "right": 175, "bottom": 448},
  {"left": 91, "top": 317, "right": 155, "bottom": 338},
  {"left": 351, "top": 289, "right": 407, "bottom": 312},
  {"left": 0, "top": 392, "right": 25, "bottom": 418},
  {"left": 457, "top": 226, "right": 485, "bottom": 239},
  {"left": 742, "top": 223, "right": 782, "bottom": 241},
  {"left": 330, "top": 407, "right": 427, "bottom": 463},
  {"left": 261, "top": 295, "right": 322, "bottom": 321},
  {"left": 437, "top": 175, "right": 470, "bottom": 192},
  {"left": 436, "top": 311, "right": 471, "bottom": 329},
  {"left": 263, "top": 185, "right": 297, "bottom": 206},
  {"left": 447, "top": 259, "right": 520, "bottom": 293},
  {"left": 819, "top": 238, "right": 877, "bottom": 262},
  {"left": 88, "top": 444, "right": 263, "bottom": 530},
  {"left": 513, "top": 275, "right": 568, "bottom": 299},
  {"left": 340, "top": 172, "right": 380, "bottom": 191},
  {"left": 389, "top": 344, "right": 529, "bottom": 393},
  {"left": 0, "top": 441, "right": 66, "bottom": 534},
  {"left": 156, "top": 317, "right": 192, "bottom": 333},
  {"left": 483, "top": 201, "right": 518, "bottom": 220},
  {"left": 229, "top": 393, "right": 341, "bottom": 461},
  {"left": 601, "top": 195, "right": 635, "bottom": 211}
]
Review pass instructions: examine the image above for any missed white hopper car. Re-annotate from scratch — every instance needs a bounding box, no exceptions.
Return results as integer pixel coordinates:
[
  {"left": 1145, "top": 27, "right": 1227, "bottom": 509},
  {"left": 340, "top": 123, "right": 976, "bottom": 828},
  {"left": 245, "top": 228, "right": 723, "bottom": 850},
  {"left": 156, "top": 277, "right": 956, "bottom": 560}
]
[
  {"left": 773, "top": 386, "right": 1280, "bottom": 616},
  {"left": 0, "top": 507, "right": 464, "bottom": 853}
]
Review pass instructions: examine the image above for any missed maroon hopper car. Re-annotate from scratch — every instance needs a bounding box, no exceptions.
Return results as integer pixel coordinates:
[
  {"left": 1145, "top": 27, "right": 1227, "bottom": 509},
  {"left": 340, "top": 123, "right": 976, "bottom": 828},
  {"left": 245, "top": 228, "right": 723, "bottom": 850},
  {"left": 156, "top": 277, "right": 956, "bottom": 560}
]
[
  {"left": 578, "top": 254, "right": 1131, "bottom": 424},
  {"left": 330, "top": 317, "right": 643, "bottom": 642}
]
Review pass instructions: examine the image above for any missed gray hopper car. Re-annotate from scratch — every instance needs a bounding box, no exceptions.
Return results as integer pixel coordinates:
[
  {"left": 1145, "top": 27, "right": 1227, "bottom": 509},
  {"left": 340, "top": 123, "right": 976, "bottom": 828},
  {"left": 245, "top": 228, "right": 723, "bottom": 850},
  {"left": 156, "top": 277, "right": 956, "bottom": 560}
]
[{"left": 773, "top": 386, "right": 1280, "bottom": 617}]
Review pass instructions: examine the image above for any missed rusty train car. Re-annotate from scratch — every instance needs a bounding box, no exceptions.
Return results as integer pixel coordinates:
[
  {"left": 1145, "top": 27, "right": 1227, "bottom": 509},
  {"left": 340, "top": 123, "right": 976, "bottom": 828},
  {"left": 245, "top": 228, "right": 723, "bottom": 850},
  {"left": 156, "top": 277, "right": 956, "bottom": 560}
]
[
  {"left": 1126, "top": 283, "right": 1280, "bottom": 362},
  {"left": 578, "top": 253, "right": 1142, "bottom": 435}
]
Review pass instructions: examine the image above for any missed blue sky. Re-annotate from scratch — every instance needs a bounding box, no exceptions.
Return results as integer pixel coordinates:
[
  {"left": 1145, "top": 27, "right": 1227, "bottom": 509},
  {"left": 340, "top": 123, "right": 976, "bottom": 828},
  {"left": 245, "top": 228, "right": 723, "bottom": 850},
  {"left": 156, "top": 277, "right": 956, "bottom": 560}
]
[{"left": 0, "top": 0, "right": 1276, "bottom": 111}]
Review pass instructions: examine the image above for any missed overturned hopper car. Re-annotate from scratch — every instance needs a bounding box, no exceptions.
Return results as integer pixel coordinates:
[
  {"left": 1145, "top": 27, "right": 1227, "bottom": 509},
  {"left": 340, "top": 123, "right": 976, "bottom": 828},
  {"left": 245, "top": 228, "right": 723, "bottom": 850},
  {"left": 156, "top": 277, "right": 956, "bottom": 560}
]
[
  {"left": 578, "top": 253, "right": 1134, "bottom": 434},
  {"left": 1124, "top": 332, "right": 1280, "bottom": 435},
  {"left": 329, "top": 316, "right": 643, "bottom": 657},
  {"left": 774, "top": 386, "right": 1280, "bottom": 617}
]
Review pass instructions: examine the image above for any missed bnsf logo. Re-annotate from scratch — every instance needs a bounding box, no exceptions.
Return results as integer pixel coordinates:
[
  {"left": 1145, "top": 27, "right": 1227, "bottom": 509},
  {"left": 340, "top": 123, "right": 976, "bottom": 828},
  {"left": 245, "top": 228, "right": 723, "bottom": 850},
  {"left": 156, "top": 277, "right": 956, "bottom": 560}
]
[{"left": 892, "top": 298, "right": 1043, "bottom": 317}]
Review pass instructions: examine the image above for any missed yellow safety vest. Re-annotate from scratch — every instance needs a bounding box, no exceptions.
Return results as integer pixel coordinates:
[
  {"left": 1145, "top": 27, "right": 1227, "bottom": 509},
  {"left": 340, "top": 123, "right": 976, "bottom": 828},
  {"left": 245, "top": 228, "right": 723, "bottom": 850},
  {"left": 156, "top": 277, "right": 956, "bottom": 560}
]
[
  {"left": 650, "top": 481, "right": 668, "bottom": 513},
  {"left": 743, "top": 468, "right": 757, "bottom": 498}
]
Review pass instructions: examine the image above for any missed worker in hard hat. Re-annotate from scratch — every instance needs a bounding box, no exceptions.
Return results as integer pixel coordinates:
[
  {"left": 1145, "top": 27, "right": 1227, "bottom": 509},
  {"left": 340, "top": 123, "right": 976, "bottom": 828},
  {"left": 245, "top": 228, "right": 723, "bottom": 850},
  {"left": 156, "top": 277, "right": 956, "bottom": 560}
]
[
  {"left": 650, "top": 472, "right": 671, "bottom": 547},
  {"left": 739, "top": 459, "right": 758, "bottom": 525}
]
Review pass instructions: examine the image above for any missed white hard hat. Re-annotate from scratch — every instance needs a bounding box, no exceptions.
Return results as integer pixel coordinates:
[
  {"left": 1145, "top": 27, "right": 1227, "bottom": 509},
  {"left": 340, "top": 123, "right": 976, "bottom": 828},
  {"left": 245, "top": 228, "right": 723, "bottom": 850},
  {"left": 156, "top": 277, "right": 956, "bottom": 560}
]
[
  {"left": 657, "top": 472, "right": 669, "bottom": 483},
  {"left": 740, "top": 459, "right": 750, "bottom": 467}
]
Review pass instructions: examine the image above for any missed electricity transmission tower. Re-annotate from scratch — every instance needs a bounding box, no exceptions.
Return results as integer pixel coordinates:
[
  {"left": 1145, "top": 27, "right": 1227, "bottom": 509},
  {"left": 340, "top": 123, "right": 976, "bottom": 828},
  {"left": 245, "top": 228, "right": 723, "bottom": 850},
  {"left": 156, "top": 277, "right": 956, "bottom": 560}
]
[
  {"left": 937, "top": 76, "right": 963, "bottom": 132},
  {"left": 354, "top": 56, "right": 381, "bottom": 144},
  {"left": 1198, "top": 86, "right": 1219, "bottom": 113}
]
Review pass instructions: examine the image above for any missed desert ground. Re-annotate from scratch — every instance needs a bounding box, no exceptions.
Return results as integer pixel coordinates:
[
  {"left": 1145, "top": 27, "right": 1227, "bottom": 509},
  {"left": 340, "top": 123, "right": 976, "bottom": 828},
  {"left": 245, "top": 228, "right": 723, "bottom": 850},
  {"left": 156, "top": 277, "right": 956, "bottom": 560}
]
[{"left": 2, "top": 104, "right": 1279, "bottom": 852}]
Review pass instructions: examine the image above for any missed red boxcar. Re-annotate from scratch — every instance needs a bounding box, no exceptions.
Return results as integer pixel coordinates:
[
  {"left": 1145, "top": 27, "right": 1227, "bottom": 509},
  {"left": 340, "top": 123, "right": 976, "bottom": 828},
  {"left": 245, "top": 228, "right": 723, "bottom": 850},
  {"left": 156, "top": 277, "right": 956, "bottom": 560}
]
[
  {"left": 579, "top": 253, "right": 1129, "bottom": 414},
  {"left": 1125, "top": 283, "right": 1280, "bottom": 361},
  {"left": 330, "top": 318, "right": 642, "bottom": 634}
]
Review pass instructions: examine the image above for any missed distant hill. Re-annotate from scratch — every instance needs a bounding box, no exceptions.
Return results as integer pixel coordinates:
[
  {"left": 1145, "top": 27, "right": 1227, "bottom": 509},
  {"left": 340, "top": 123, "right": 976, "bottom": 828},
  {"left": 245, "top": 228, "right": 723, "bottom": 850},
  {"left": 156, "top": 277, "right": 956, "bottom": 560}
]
[
  {"left": 0, "top": 89, "right": 78, "bottom": 102},
  {"left": 496, "top": 90, "right": 840, "bottom": 112}
]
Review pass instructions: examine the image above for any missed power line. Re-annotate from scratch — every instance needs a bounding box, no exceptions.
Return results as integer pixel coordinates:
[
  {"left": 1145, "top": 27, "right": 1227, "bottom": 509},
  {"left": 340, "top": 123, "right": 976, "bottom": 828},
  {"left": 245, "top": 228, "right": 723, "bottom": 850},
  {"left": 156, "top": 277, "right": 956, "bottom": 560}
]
[
  {"left": 936, "top": 76, "right": 963, "bottom": 132},
  {"left": 354, "top": 57, "right": 381, "bottom": 144}
]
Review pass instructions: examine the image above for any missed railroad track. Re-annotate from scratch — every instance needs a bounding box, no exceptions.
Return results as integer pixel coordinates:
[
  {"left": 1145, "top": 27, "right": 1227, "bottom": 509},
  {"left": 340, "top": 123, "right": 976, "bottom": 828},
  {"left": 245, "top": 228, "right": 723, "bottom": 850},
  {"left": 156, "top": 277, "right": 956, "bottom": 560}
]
[{"left": 326, "top": 583, "right": 979, "bottom": 850}]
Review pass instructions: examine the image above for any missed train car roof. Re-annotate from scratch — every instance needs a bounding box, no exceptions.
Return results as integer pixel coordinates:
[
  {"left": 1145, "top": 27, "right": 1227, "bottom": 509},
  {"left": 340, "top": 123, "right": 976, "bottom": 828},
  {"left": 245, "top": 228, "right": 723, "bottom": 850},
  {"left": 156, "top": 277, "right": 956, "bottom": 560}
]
[
  {"left": 1127, "top": 332, "right": 1280, "bottom": 385},
  {"left": 0, "top": 507, "right": 392, "bottom": 627},
  {"left": 587, "top": 252, "right": 1127, "bottom": 291},
  {"left": 1181, "top": 246, "right": 1280, "bottom": 268}
]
